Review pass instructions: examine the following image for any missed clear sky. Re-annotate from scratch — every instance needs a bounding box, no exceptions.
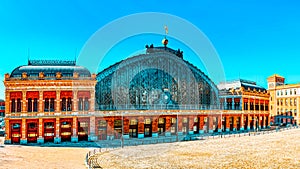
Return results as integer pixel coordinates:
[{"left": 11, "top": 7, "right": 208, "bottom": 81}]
[{"left": 1, "top": 0, "right": 300, "bottom": 99}]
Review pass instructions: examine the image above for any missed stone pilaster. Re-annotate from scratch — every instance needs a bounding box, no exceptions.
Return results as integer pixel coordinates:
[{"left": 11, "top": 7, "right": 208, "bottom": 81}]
[
  {"left": 22, "top": 91, "right": 26, "bottom": 113},
  {"left": 165, "top": 116, "right": 171, "bottom": 136},
  {"left": 55, "top": 90, "right": 60, "bottom": 112},
  {"left": 233, "top": 116, "right": 237, "bottom": 131},
  {"left": 54, "top": 117, "right": 61, "bottom": 143},
  {"left": 151, "top": 117, "right": 158, "bottom": 138},
  {"left": 90, "top": 90, "right": 95, "bottom": 111},
  {"left": 138, "top": 117, "right": 144, "bottom": 138},
  {"left": 240, "top": 114, "right": 244, "bottom": 131},
  {"left": 88, "top": 116, "right": 97, "bottom": 141},
  {"left": 262, "top": 115, "right": 266, "bottom": 128},
  {"left": 217, "top": 116, "right": 222, "bottom": 132},
  {"left": 199, "top": 116, "right": 204, "bottom": 134},
  {"left": 71, "top": 117, "right": 78, "bottom": 143},
  {"left": 20, "top": 118, "right": 27, "bottom": 144},
  {"left": 208, "top": 116, "right": 214, "bottom": 133},
  {"left": 37, "top": 118, "right": 44, "bottom": 144},
  {"left": 225, "top": 116, "right": 230, "bottom": 132},
  {"left": 177, "top": 116, "right": 183, "bottom": 135},
  {"left": 4, "top": 119, "right": 11, "bottom": 144},
  {"left": 38, "top": 91, "right": 43, "bottom": 112},
  {"left": 73, "top": 90, "right": 78, "bottom": 111},
  {"left": 5, "top": 91, "right": 10, "bottom": 114},
  {"left": 247, "top": 114, "right": 251, "bottom": 130}
]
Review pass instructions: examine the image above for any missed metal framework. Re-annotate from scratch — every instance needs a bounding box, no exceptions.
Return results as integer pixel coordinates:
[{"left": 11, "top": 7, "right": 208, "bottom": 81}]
[{"left": 96, "top": 48, "right": 219, "bottom": 110}]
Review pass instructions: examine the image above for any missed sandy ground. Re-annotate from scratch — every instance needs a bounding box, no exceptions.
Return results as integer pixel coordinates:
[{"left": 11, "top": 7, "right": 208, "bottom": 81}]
[
  {"left": 98, "top": 129, "right": 300, "bottom": 169},
  {"left": 0, "top": 137, "right": 91, "bottom": 169}
]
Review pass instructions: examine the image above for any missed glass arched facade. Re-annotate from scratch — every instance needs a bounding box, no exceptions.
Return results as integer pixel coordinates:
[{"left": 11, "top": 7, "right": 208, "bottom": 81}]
[{"left": 96, "top": 47, "right": 219, "bottom": 110}]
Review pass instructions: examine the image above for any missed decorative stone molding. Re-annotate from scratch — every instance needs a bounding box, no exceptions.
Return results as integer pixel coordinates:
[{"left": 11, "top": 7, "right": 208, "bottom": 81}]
[
  {"left": 39, "top": 72, "right": 45, "bottom": 80},
  {"left": 56, "top": 72, "right": 62, "bottom": 80},
  {"left": 5, "top": 73, "right": 10, "bottom": 81},
  {"left": 22, "top": 72, "right": 28, "bottom": 80},
  {"left": 73, "top": 72, "right": 79, "bottom": 79}
]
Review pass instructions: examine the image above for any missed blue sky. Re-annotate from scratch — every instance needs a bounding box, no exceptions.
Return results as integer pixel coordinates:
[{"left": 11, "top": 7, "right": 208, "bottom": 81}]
[{"left": 1, "top": 0, "right": 300, "bottom": 99}]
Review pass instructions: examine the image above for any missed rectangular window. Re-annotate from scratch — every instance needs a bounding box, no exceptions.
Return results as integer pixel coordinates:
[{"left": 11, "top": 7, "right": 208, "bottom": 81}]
[
  {"left": 45, "top": 122, "right": 54, "bottom": 129},
  {"left": 50, "top": 98, "right": 54, "bottom": 112},
  {"left": 130, "top": 119, "right": 137, "bottom": 125},
  {"left": 78, "top": 98, "right": 83, "bottom": 111},
  {"left": 28, "top": 123, "right": 37, "bottom": 129},
  {"left": 67, "top": 98, "right": 72, "bottom": 111},
  {"left": 194, "top": 117, "right": 198, "bottom": 122},
  {"left": 28, "top": 98, "right": 33, "bottom": 112},
  {"left": 158, "top": 118, "right": 165, "bottom": 124},
  {"left": 183, "top": 117, "right": 188, "bottom": 123},
  {"left": 98, "top": 120, "right": 107, "bottom": 127},
  {"left": 171, "top": 118, "right": 176, "bottom": 124},
  {"left": 79, "top": 122, "right": 88, "bottom": 128},
  {"left": 33, "top": 98, "right": 38, "bottom": 112},
  {"left": 114, "top": 120, "right": 122, "bottom": 127},
  {"left": 44, "top": 98, "right": 49, "bottom": 112},
  {"left": 84, "top": 98, "right": 89, "bottom": 111},
  {"left": 145, "top": 118, "right": 151, "bottom": 124},
  {"left": 61, "top": 98, "right": 66, "bottom": 111},
  {"left": 17, "top": 98, "right": 21, "bottom": 112}
]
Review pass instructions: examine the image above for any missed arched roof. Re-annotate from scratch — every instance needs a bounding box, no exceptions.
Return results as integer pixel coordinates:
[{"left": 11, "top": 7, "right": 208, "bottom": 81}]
[{"left": 10, "top": 60, "right": 91, "bottom": 79}]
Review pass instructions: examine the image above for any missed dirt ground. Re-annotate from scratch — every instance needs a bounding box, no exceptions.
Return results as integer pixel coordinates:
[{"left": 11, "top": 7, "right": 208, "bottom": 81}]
[
  {"left": 97, "top": 128, "right": 300, "bottom": 169},
  {"left": 0, "top": 137, "right": 91, "bottom": 169},
  {"left": 1, "top": 129, "right": 300, "bottom": 169}
]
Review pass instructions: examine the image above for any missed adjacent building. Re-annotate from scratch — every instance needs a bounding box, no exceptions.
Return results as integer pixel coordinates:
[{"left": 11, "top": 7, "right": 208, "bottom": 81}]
[
  {"left": 218, "top": 79, "right": 270, "bottom": 131},
  {"left": 267, "top": 74, "right": 298, "bottom": 125},
  {"left": 4, "top": 60, "right": 96, "bottom": 144}
]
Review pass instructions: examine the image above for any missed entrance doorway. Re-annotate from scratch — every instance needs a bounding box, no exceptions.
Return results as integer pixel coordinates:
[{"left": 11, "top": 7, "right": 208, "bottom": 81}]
[
  {"left": 27, "top": 122, "right": 38, "bottom": 143},
  {"left": 44, "top": 119, "right": 55, "bottom": 143},
  {"left": 60, "top": 119, "right": 72, "bottom": 142},
  {"left": 129, "top": 119, "right": 138, "bottom": 138},
  {"left": 11, "top": 122, "right": 21, "bottom": 144},
  {"left": 144, "top": 118, "right": 152, "bottom": 137},
  {"left": 158, "top": 118, "right": 165, "bottom": 136},
  {"left": 97, "top": 120, "right": 107, "bottom": 140},
  {"left": 78, "top": 121, "right": 89, "bottom": 141},
  {"left": 114, "top": 119, "right": 122, "bottom": 139}
]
